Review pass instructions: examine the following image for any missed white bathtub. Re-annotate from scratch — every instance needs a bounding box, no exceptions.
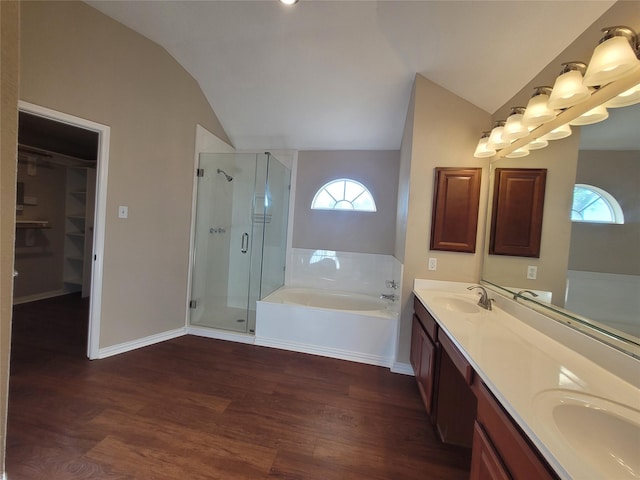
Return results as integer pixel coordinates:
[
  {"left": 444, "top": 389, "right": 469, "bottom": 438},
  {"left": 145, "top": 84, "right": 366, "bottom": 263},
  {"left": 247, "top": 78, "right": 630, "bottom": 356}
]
[{"left": 255, "top": 287, "right": 398, "bottom": 367}]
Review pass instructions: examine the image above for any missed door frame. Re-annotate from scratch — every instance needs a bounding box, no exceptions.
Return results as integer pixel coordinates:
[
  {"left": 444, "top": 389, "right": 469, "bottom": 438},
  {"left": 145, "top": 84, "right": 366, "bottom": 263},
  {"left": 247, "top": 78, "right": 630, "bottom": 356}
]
[{"left": 17, "top": 101, "right": 110, "bottom": 360}]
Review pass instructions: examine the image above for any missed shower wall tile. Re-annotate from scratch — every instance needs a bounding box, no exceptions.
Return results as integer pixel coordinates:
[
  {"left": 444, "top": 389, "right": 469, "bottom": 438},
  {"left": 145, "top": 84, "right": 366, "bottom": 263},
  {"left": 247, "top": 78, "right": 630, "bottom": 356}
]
[{"left": 286, "top": 248, "right": 402, "bottom": 296}]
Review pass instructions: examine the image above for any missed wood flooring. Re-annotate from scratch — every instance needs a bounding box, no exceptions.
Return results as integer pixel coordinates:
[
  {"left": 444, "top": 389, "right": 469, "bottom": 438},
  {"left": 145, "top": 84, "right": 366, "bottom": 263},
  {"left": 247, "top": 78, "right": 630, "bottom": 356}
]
[{"left": 7, "top": 294, "right": 471, "bottom": 479}]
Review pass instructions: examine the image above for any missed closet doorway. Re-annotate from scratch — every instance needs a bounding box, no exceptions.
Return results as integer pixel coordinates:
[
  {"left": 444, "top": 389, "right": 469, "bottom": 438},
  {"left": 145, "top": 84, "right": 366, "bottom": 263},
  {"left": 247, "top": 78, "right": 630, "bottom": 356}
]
[{"left": 14, "top": 102, "right": 110, "bottom": 359}]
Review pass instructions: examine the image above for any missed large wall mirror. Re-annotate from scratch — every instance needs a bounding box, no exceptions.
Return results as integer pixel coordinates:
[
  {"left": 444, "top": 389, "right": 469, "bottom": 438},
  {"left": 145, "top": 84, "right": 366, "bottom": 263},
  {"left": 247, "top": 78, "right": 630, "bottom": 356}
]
[{"left": 481, "top": 1, "right": 639, "bottom": 358}]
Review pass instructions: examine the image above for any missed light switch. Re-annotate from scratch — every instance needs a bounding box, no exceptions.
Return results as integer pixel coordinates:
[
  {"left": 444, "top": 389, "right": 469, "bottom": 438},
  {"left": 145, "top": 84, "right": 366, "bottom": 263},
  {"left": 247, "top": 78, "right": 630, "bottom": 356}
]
[{"left": 118, "top": 205, "right": 129, "bottom": 219}]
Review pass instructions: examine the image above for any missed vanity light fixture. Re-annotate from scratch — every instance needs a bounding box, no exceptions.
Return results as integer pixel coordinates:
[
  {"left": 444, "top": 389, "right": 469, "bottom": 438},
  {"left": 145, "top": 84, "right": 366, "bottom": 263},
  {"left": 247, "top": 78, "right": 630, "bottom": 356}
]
[
  {"left": 568, "top": 104, "right": 609, "bottom": 125},
  {"left": 473, "top": 131, "right": 497, "bottom": 158},
  {"left": 503, "top": 107, "right": 529, "bottom": 141},
  {"left": 540, "top": 123, "right": 572, "bottom": 141},
  {"left": 522, "top": 87, "right": 557, "bottom": 127},
  {"left": 604, "top": 82, "right": 640, "bottom": 108},
  {"left": 487, "top": 121, "right": 510, "bottom": 149},
  {"left": 547, "top": 62, "right": 591, "bottom": 109},
  {"left": 583, "top": 26, "right": 640, "bottom": 86},
  {"left": 527, "top": 137, "right": 549, "bottom": 150}
]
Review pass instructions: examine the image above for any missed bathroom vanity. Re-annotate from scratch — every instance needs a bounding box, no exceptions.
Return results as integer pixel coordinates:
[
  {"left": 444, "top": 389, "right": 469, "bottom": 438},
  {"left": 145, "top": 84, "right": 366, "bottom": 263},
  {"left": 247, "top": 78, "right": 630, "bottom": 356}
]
[{"left": 411, "top": 280, "right": 640, "bottom": 480}]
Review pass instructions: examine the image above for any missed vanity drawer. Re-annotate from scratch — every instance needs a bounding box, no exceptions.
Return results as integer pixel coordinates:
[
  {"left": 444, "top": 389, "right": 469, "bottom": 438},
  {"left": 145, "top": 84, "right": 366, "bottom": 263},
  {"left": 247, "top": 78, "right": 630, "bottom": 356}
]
[
  {"left": 413, "top": 297, "right": 438, "bottom": 340},
  {"left": 439, "top": 329, "right": 474, "bottom": 385}
]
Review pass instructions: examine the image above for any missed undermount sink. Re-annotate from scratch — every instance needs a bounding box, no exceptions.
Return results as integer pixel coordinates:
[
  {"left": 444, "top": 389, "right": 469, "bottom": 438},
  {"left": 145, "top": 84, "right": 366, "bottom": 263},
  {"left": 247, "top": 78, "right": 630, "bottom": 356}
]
[
  {"left": 534, "top": 389, "right": 640, "bottom": 479},
  {"left": 431, "top": 295, "right": 481, "bottom": 314}
]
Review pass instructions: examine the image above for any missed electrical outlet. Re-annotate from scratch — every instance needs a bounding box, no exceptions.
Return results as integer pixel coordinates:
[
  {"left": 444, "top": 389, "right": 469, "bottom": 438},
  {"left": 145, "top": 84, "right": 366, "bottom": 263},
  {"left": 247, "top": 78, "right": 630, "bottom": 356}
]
[
  {"left": 428, "top": 257, "right": 437, "bottom": 271},
  {"left": 527, "top": 265, "right": 537, "bottom": 280},
  {"left": 118, "top": 205, "right": 129, "bottom": 219}
]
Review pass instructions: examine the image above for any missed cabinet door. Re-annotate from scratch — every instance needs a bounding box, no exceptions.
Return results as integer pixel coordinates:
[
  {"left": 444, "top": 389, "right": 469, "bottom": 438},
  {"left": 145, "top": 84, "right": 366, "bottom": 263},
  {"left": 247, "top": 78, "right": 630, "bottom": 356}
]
[
  {"left": 417, "top": 325, "right": 436, "bottom": 415},
  {"left": 410, "top": 314, "right": 423, "bottom": 376},
  {"left": 471, "top": 422, "right": 511, "bottom": 480}
]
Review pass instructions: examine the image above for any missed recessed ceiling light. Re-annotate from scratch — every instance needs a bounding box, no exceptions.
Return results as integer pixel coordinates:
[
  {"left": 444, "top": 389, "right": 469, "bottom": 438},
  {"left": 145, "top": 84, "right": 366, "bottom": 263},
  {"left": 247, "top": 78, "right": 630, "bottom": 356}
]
[{"left": 279, "top": 0, "right": 299, "bottom": 5}]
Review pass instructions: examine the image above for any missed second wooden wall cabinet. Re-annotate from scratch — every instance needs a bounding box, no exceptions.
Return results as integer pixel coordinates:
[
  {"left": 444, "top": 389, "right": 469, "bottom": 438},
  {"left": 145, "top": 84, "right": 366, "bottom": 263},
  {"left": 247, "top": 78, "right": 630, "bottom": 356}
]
[{"left": 489, "top": 168, "right": 547, "bottom": 258}]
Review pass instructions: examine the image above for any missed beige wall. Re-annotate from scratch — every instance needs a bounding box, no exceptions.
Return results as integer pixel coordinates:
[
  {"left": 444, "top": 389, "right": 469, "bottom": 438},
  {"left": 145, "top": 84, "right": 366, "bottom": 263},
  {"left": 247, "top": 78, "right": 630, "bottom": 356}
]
[
  {"left": 396, "top": 74, "right": 491, "bottom": 364},
  {"left": 293, "top": 150, "right": 399, "bottom": 255},
  {"left": 20, "top": 1, "right": 230, "bottom": 348},
  {"left": 1, "top": 1, "right": 20, "bottom": 474}
]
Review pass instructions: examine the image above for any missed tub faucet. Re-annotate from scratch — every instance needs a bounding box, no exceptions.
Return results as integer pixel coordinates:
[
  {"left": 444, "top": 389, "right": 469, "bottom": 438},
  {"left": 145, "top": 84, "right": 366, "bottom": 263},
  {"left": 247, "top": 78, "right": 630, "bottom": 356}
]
[
  {"left": 514, "top": 289, "right": 539, "bottom": 301},
  {"left": 385, "top": 280, "right": 399, "bottom": 290},
  {"left": 380, "top": 293, "right": 398, "bottom": 301},
  {"left": 467, "top": 285, "right": 493, "bottom": 311}
]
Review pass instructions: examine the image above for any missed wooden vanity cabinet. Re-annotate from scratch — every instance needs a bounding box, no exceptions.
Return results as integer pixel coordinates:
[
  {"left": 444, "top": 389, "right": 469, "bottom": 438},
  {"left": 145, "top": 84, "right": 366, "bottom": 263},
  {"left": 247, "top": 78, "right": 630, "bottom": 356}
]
[
  {"left": 410, "top": 298, "right": 439, "bottom": 419},
  {"left": 435, "top": 327, "right": 477, "bottom": 448},
  {"left": 471, "top": 381, "right": 558, "bottom": 480}
]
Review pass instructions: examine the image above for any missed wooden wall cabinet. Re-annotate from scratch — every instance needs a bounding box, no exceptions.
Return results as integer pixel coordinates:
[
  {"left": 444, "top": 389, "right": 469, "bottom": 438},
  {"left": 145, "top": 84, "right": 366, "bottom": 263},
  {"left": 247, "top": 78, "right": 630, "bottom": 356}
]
[
  {"left": 489, "top": 168, "right": 546, "bottom": 258},
  {"left": 430, "top": 167, "right": 482, "bottom": 253}
]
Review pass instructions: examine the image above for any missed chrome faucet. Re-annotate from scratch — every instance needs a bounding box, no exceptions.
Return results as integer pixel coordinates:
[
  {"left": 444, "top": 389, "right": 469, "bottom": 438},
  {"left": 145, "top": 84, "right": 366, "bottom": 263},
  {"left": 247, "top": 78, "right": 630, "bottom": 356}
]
[
  {"left": 380, "top": 293, "right": 398, "bottom": 301},
  {"left": 513, "top": 289, "right": 539, "bottom": 301},
  {"left": 467, "top": 285, "right": 493, "bottom": 311},
  {"left": 385, "top": 280, "right": 399, "bottom": 290}
]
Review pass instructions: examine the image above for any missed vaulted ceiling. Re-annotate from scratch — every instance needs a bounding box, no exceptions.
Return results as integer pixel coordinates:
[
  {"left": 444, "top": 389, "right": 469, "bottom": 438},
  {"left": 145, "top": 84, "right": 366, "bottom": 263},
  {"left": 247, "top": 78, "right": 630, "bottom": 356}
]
[{"left": 87, "top": 1, "right": 615, "bottom": 150}]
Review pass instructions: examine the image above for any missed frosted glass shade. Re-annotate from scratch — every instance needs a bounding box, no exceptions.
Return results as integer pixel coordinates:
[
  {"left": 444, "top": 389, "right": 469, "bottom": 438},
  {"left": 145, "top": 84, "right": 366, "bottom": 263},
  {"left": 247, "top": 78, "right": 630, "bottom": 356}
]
[
  {"left": 548, "top": 70, "right": 591, "bottom": 109},
  {"left": 506, "top": 146, "right": 530, "bottom": 158},
  {"left": 488, "top": 124, "right": 510, "bottom": 149},
  {"left": 522, "top": 92, "right": 556, "bottom": 126},
  {"left": 540, "top": 123, "right": 572, "bottom": 141},
  {"left": 583, "top": 35, "right": 640, "bottom": 86},
  {"left": 503, "top": 109, "right": 528, "bottom": 141},
  {"left": 569, "top": 105, "right": 609, "bottom": 125},
  {"left": 527, "top": 137, "right": 549, "bottom": 150},
  {"left": 474, "top": 135, "right": 496, "bottom": 158},
  {"left": 605, "top": 82, "right": 640, "bottom": 108}
]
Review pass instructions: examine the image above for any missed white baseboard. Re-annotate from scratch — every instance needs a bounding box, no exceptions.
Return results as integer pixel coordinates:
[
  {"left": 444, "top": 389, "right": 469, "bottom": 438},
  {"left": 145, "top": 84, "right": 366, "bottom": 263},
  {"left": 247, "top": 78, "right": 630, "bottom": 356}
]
[
  {"left": 255, "top": 336, "right": 393, "bottom": 368},
  {"left": 391, "top": 362, "right": 414, "bottom": 376},
  {"left": 13, "top": 289, "right": 66, "bottom": 305},
  {"left": 187, "top": 326, "right": 255, "bottom": 344},
  {"left": 97, "top": 327, "right": 186, "bottom": 359}
]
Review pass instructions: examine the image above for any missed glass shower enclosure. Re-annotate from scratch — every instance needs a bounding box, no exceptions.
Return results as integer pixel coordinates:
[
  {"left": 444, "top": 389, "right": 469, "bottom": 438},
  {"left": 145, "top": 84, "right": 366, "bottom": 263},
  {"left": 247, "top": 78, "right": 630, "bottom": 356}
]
[{"left": 189, "top": 152, "right": 290, "bottom": 334}]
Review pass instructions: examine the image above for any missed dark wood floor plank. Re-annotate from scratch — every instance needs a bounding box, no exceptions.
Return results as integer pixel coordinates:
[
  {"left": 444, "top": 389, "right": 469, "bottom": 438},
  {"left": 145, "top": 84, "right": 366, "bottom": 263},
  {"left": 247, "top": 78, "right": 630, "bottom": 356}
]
[{"left": 7, "top": 294, "right": 471, "bottom": 479}]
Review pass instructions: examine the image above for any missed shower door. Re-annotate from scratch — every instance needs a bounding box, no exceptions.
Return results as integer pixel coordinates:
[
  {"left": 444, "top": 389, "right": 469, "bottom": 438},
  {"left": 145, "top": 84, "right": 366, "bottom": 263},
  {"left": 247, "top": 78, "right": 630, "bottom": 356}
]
[{"left": 189, "top": 153, "right": 259, "bottom": 333}]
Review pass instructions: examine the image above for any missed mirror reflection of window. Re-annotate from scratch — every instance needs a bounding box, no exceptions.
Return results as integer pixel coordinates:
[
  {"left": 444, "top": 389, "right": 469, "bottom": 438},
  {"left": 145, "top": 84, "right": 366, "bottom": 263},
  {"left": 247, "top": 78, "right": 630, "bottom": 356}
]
[{"left": 571, "top": 184, "right": 624, "bottom": 224}]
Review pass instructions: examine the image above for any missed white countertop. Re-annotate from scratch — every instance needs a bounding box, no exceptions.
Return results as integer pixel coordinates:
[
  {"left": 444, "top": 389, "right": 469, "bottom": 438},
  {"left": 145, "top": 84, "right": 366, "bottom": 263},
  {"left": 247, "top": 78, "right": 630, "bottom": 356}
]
[{"left": 413, "top": 279, "right": 640, "bottom": 480}]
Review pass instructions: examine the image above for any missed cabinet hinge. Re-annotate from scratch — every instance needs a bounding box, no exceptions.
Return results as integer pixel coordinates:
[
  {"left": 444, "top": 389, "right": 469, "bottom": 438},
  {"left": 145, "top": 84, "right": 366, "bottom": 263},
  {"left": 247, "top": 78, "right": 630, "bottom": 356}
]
[{"left": 196, "top": 168, "right": 204, "bottom": 177}]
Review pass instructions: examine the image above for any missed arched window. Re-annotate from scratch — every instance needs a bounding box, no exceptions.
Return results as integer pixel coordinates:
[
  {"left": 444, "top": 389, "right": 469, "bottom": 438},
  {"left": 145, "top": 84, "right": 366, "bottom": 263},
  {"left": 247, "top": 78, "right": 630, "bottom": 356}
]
[
  {"left": 311, "top": 178, "right": 377, "bottom": 212},
  {"left": 571, "top": 184, "right": 624, "bottom": 224}
]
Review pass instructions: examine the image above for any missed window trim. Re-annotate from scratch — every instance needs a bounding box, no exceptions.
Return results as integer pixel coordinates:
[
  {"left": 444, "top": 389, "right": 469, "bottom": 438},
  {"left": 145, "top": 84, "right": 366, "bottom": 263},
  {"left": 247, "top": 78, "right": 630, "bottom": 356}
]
[{"left": 310, "top": 178, "right": 377, "bottom": 212}]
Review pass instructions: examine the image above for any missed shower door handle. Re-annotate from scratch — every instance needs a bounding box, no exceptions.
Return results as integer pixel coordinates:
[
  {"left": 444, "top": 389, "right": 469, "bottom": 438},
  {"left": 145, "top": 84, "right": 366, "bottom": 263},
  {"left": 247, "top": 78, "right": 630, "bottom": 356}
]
[{"left": 241, "top": 232, "right": 249, "bottom": 254}]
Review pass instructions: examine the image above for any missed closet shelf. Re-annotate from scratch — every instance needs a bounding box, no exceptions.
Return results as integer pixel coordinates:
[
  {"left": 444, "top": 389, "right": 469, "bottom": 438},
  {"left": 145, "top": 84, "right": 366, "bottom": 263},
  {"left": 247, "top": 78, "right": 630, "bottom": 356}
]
[{"left": 15, "top": 220, "right": 50, "bottom": 229}]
